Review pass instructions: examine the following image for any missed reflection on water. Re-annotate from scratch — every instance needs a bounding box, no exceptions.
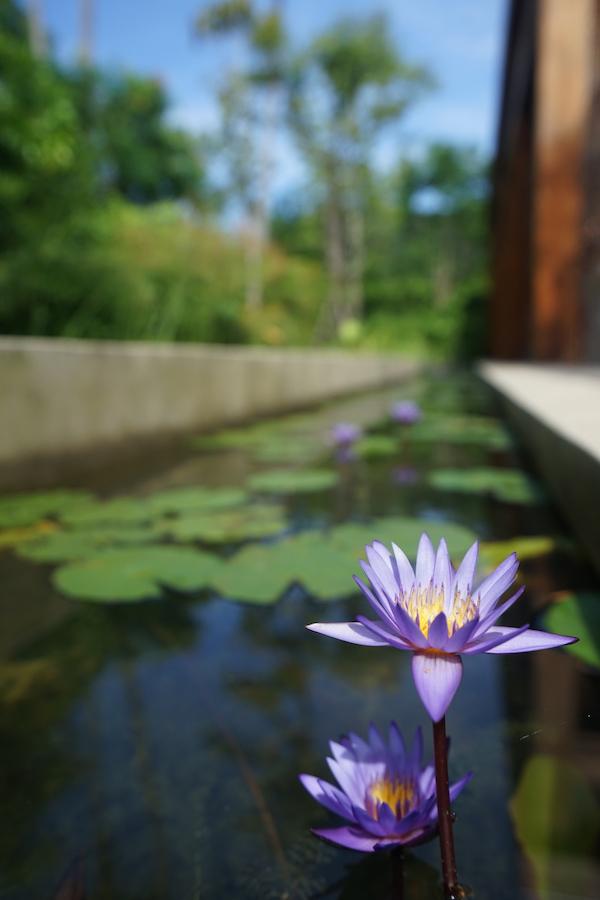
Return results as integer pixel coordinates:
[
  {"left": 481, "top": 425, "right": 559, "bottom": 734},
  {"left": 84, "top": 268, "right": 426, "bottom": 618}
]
[{"left": 0, "top": 373, "right": 599, "bottom": 899}]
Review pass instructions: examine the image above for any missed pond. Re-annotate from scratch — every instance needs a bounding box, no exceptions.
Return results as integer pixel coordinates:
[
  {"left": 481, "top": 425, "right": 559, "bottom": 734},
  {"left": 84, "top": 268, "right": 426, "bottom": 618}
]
[{"left": 1, "top": 372, "right": 599, "bottom": 900}]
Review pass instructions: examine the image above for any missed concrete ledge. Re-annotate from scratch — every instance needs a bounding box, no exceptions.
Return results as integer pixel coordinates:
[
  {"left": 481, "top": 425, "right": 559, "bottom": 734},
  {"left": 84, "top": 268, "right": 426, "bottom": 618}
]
[
  {"left": 479, "top": 362, "right": 600, "bottom": 577},
  {"left": 0, "top": 337, "right": 418, "bottom": 467}
]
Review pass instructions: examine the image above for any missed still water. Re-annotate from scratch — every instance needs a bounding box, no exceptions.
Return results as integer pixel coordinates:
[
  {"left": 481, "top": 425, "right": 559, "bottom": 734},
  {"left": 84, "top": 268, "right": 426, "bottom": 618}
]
[{"left": 0, "top": 373, "right": 599, "bottom": 899}]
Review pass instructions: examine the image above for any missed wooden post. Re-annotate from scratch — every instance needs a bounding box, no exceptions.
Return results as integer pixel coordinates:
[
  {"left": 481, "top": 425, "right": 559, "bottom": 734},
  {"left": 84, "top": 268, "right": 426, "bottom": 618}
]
[{"left": 532, "top": 0, "right": 597, "bottom": 360}]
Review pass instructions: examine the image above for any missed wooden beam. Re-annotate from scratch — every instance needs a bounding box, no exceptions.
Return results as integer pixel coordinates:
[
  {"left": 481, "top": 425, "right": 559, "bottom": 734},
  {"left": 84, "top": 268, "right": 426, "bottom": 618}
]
[{"left": 532, "top": 0, "right": 597, "bottom": 360}]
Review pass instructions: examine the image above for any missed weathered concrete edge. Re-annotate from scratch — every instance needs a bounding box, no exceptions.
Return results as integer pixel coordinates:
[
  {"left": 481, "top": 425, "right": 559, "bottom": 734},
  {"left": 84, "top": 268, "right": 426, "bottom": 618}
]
[
  {"left": 478, "top": 362, "right": 600, "bottom": 579},
  {"left": 0, "top": 336, "right": 419, "bottom": 468}
]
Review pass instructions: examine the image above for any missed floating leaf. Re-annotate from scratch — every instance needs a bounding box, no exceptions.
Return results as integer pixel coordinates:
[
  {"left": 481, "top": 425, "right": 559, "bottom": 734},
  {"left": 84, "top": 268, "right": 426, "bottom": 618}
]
[
  {"left": 510, "top": 754, "right": 600, "bottom": 898},
  {"left": 214, "top": 516, "right": 477, "bottom": 603},
  {"left": 18, "top": 526, "right": 157, "bottom": 563},
  {"left": 157, "top": 503, "right": 287, "bottom": 543},
  {"left": 53, "top": 546, "right": 222, "bottom": 602},
  {"left": 145, "top": 486, "right": 247, "bottom": 515},
  {"left": 411, "top": 415, "right": 512, "bottom": 450},
  {"left": 543, "top": 592, "right": 600, "bottom": 669},
  {"left": 479, "top": 536, "right": 560, "bottom": 572},
  {"left": 355, "top": 435, "right": 398, "bottom": 459},
  {"left": 428, "top": 467, "right": 544, "bottom": 505},
  {"left": 61, "top": 498, "right": 153, "bottom": 527},
  {"left": 252, "top": 437, "right": 322, "bottom": 464},
  {"left": 248, "top": 468, "right": 338, "bottom": 494},
  {"left": 0, "top": 490, "right": 94, "bottom": 528},
  {"left": 0, "top": 519, "right": 59, "bottom": 549}
]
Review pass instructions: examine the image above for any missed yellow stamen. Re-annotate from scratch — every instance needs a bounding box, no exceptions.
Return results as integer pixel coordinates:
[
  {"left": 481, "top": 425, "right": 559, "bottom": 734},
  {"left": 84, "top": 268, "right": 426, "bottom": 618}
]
[
  {"left": 398, "top": 584, "right": 478, "bottom": 639},
  {"left": 366, "top": 776, "right": 417, "bottom": 820}
]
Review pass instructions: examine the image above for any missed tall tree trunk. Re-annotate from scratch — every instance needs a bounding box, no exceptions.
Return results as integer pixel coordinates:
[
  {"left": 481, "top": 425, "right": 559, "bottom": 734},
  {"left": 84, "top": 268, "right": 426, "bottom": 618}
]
[
  {"left": 345, "top": 196, "right": 365, "bottom": 321},
  {"left": 26, "top": 0, "right": 46, "bottom": 58},
  {"left": 316, "top": 159, "right": 346, "bottom": 339},
  {"left": 78, "top": 0, "right": 94, "bottom": 65}
]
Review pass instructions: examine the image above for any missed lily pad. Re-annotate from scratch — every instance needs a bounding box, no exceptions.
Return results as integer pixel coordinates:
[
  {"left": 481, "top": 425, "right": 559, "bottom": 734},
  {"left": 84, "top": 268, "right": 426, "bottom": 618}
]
[
  {"left": 61, "top": 498, "right": 154, "bottom": 527},
  {"left": 53, "top": 546, "right": 222, "bottom": 602},
  {"left": 479, "top": 536, "right": 561, "bottom": 572},
  {"left": 0, "top": 520, "right": 59, "bottom": 549},
  {"left": 156, "top": 503, "right": 287, "bottom": 543},
  {"left": 410, "top": 415, "right": 512, "bottom": 450},
  {"left": 214, "top": 516, "right": 477, "bottom": 603},
  {"left": 0, "top": 490, "right": 94, "bottom": 528},
  {"left": 510, "top": 754, "right": 600, "bottom": 898},
  {"left": 355, "top": 435, "right": 398, "bottom": 459},
  {"left": 252, "top": 436, "right": 322, "bottom": 464},
  {"left": 248, "top": 468, "right": 338, "bottom": 495},
  {"left": 427, "top": 467, "right": 544, "bottom": 505},
  {"left": 18, "top": 526, "right": 157, "bottom": 563},
  {"left": 145, "top": 486, "right": 247, "bottom": 515},
  {"left": 543, "top": 592, "right": 600, "bottom": 669}
]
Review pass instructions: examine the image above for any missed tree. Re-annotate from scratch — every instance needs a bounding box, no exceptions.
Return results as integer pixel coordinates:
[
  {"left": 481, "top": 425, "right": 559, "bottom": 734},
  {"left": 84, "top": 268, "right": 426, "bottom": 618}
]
[
  {"left": 69, "top": 70, "right": 205, "bottom": 205},
  {"left": 287, "top": 15, "right": 432, "bottom": 338},
  {"left": 195, "top": 0, "right": 285, "bottom": 310}
]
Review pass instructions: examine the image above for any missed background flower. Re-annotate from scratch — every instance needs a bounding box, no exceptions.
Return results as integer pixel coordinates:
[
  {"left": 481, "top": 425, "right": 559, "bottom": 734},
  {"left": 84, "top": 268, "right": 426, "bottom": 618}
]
[
  {"left": 390, "top": 401, "right": 422, "bottom": 425},
  {"left": 300, "top": 723, "right": 471, "bottom": 851}
]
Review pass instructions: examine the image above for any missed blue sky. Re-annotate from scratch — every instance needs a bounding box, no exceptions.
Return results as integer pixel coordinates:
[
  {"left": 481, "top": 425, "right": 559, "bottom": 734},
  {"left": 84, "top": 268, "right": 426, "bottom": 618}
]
[{"left": 42, "top": 0, "right": 508, "bottom": 190}]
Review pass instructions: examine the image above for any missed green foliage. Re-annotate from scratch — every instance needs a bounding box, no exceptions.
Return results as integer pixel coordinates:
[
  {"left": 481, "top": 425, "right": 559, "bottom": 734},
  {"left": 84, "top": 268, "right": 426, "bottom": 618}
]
[
  {"left": 410, "top": 415, "right": 512, "bottom": 450},
  {"left": 156, "top": 503, "right": 286, "bottom": 543},
  {"left": 479, "top": 536, "right": 560, "bottom": 572},
  {"left": 0, "top": 490, "right": 93, "bottom": 528},
  {"left": 544, "top": 592, "right": 600, "bottom": 670}
]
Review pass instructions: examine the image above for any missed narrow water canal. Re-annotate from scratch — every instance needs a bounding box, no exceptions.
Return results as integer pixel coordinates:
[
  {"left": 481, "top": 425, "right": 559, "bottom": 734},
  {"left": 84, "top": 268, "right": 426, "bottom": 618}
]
[{"left": 0, "top": 372, "right": 598, "bottom": 899}]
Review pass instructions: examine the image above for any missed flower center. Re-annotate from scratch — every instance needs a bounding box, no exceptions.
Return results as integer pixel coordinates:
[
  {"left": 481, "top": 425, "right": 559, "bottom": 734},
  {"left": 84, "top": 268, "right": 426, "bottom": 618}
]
[
  {"left": 365, "top": 775, "right": 418, "bottom": 820},
  {"left": 399, "top": 584, "right": 478, "bottom": 638}
]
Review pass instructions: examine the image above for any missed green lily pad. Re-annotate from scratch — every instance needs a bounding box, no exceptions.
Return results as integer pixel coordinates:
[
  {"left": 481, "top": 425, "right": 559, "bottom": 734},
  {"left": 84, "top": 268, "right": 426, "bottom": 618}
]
[
  {"left": 355, "top": 435, "right": 399, "bottom": 459},
  {"left": 252, "top": 436, "right": 322, "bottom": 464},
  {"left": 214, "top": 516, "right": 477, "bottom": 603},
  {"left": 156, "top": 503, "right": 287, "bottom": 543},
  {"left": 18, "top": 526, "right": 157, "bottom": 563},
  {"left": 0, "top": 490, "right": 94, "bottom": 528},
  {"left": 543, "top": 592, "right": 600, "bottom": 669},
  {"left": 0, "top": 520, "right": 60, "bottom": 549},
  {"left": 410, "top": 415, "right": 512, "bottom": 450},
  {"left": 479, "top": 536, "right": 560, "bottom": 572},
  {"left": 510, "top": 754, "right": 600, "bottom": 898},
  {"left": 61, "top": 497, "right": 154, "bottom": 527},
  {"left": 145, "top": 486, "right": 247, "bottom": 515},
  {"left": 248, "top": 468, "right": 338, "bottom": 495},
  {"left": 427, "top": 467, "right": 544, "bottom": 505},
  {"left": 53, "top": 546, "right": 222, "bottom": 602}
]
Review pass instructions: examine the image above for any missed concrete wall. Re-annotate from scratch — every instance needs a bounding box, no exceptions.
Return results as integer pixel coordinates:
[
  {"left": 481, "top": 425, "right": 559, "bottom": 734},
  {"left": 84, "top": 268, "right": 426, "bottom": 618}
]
[
  {"left": 479, "top": 362, "right": 600, "bottom": 579},
  {"left": 0, "top": 337, "right": 417, "bottom": 466}
]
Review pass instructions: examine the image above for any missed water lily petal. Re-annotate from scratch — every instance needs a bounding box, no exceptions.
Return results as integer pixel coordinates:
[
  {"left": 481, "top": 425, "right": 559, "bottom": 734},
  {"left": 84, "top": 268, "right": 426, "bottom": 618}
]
[
  {"left": 477, "top": 553, "right": 518, "bottom": 615},
  {"left": 483, "top": 625, "right": 578, "bottom": 654},
  {"left": 433, "top": 539, "right": 452, "bottom": 604},
  {"left": 365, "top": 545, "right": 397, "bottom": 599},
  {"left": 444, "top": 615, "right": 480, "bottom": 652},
  {"left": 415, "top": 533, "right": 435, "bottom": 586},
  {"left": 306, "top": 621, "right": 389, "bottom": 646},
  {"left": 299, "top": 775, "right": 355, "bottom": 820},
  {"left": 452, "top": 541, "right": 479, "bottom": 598},
  {"left": 312, "top": 826, "right": 381, "bottom": 852},
  {"left": 427, "top": 612, "right": 450, "bottom": 650},
  {"left": 474, "top": 586, "right": 525, "bottom": 636},
  {"left": 392, "top": 541, "right": 415, "bottom": 593},
  {"left": 462, "top": 623, "right": 530, "bottom": 654},
  {"left": 356, "top": 616, "right": 412, "bottom": 650},
  {"left": 353, "top": 575, "right": 399, "bottom": 631},
  {"left": 411, "top": 653, "right": 463, "bottom": 721}
]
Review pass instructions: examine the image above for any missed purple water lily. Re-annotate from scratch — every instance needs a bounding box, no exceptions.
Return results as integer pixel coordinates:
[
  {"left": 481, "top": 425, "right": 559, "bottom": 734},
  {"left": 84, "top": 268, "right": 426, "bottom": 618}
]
[
  {"left": 308, "top": 534, "right": 577, "bottom": 722},
  {"left": 331, "top": 422, "right": 363, "bottom": 447},
  {"left": 300, "top": 723, "right": 471, "bottom": 852},
  {"left": 390, "top": 401, "right": 421, "bottom": 425}
]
